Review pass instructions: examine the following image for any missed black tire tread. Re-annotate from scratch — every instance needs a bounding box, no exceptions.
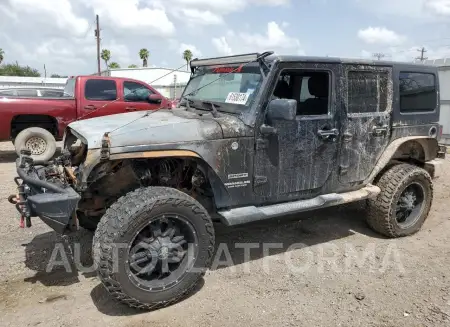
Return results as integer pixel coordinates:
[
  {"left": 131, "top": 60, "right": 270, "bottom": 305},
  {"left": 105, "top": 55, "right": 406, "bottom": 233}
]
[
  {"left": 367, "top": 163, "right": 433, "bottom": 238},
  {"left": 93, "top": 186, "right": 215, "bottom": 310}
]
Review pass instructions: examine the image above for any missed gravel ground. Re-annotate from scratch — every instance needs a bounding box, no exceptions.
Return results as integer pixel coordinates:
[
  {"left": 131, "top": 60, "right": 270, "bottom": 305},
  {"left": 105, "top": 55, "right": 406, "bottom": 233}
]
[{"left": 0, "top": 141, "right": 449, "bottom": 327}]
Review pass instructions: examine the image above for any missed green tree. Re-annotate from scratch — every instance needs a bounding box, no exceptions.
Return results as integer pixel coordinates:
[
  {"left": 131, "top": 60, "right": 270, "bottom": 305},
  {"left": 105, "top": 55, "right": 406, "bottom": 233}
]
[
  {"left": 128, "top": 64, "right": 138, "bottom": 68},
  {"left": 108, "top": 62, "right": 120, "bottom": 69},
  {"left": 0, "top": 48, "right": 4, "bottom": 65},
  {"left": 182, "top": 49, "right": 193, "bottom": 71},
  {"left": 139, "top": 48, "right": 149, "bottom": 67},
  {"left": 101, "top": 49, "right": 111, "bottom": 69},
  {"left": 0, "top": 62, "right": 40, "bottom": 77}
]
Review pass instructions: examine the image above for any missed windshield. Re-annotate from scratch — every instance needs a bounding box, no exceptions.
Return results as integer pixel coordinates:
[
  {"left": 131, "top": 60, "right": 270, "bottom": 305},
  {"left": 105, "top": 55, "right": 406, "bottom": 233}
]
[{"left": 181, "top": 64, "right": 262, "bottom": 111}]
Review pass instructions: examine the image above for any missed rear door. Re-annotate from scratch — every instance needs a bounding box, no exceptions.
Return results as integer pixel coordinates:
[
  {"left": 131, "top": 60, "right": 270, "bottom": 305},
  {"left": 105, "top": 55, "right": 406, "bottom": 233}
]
[
  {"left": 122, "top": 80, "right": 160, "bottom": 112},
  {"left": 78, "top": 78, "right": 126, "bottom": 119},
  {"left": 338, "top": 65, "right": 393, "bottom": 184}
]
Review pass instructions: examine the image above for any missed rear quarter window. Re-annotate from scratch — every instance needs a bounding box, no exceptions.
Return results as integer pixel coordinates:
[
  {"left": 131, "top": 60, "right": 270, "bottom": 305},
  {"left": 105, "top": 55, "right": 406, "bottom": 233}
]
[{"left": 399, "top": 72, "right": 437, "bottom": 113}]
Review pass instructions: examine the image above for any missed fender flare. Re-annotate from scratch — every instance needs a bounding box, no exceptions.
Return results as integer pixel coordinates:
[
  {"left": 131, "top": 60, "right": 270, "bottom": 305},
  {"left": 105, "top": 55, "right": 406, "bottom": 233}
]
[{"left": 365, "top": 136, "right": 439, "bottom": 184}]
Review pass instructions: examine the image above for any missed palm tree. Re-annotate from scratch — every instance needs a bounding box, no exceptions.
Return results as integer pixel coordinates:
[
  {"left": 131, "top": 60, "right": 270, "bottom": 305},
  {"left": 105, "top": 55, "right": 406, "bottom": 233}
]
[
  {"left": 101, "top": 49, "right": 111, "bottom": 69},
  {"left": 128, "top": 64, "right": 138, "bottom": 68},
  {"left": 182, "top": 49, "right": 193, "bottom": 71},
  {"left": 108, "top": 62, "right": 120, "bottom": 69},
  {"left": 0, "top": 48, "right": 4, "bottom": 65},
  {"left": 139, "top": 48, "right": 149, "bottom": 67}
]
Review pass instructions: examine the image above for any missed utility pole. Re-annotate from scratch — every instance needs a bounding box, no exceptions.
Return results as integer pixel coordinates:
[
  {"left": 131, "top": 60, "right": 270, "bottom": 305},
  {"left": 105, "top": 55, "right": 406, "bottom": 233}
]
[
  {"left": 372, "top": 52, "right": 386, "bottom": 61},
  {"left": 95, "top": 15, "right": 101, "bottom": 75},
  {"left": 416, "top": 47, "right": 428, "bottom": 62}
]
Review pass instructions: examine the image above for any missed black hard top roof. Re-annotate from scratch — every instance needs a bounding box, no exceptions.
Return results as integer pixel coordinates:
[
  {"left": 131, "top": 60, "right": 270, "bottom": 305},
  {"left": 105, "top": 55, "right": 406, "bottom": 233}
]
[{"left": 267, "top": 54, "right": 436, "bottom": 68}]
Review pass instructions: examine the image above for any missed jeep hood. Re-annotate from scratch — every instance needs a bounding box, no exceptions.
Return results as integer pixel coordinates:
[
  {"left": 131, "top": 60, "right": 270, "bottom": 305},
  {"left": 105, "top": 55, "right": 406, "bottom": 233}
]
[{"left": 68, "top": 109, "right": 248, "bottom": 149}]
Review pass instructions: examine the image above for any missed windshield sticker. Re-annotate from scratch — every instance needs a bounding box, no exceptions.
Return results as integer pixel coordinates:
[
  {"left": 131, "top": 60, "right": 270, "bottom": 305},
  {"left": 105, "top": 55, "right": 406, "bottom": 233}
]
[
  {"left": 225, "top": 92, "right": 250, "bottom": 105},
  {"left": 246, "top": 88, "right": 255, "bottom": 95}
]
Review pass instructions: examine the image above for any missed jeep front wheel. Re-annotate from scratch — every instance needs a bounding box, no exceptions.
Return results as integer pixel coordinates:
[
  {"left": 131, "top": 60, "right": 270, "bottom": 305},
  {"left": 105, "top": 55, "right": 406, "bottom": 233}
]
[
  {"left": 93, "top": 186, "right": 215, "bottom": 310},
  {"left": 367, "top": 163, "right": 433, "bottom": 238}
]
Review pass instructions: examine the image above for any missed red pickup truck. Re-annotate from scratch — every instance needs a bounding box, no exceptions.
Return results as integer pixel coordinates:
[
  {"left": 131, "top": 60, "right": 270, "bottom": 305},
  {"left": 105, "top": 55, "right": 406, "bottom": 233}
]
[{"left": 0, "top": 75, "right": 171, "bottom": 162}]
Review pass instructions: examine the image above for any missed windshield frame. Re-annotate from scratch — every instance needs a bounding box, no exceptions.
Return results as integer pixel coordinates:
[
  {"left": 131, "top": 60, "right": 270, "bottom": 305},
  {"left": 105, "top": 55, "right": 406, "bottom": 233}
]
[{"left": 180, "top": 62, "right": 265, "bottom": 116}]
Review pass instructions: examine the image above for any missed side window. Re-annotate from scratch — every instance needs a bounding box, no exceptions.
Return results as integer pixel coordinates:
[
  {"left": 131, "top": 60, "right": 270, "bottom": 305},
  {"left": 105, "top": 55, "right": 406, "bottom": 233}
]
[
  {"left": 41, "top": 90, "right": 64, "bottom": 97},
  {"left": 85, "top": 79, "right": 117, "bottom": 101},
  {"left": 17, "top": 89, "right": 38, "bottom": 97},
  {"left": 0, "top": 89, "right": 16, "bottom": 96},
  {"left": 348, "top": 71, "right": 388, "bottom": 114},
  {"left": 123, "top": 81, "right": 154, "bottom": 102},
  {"left": 399, "top": 72, "right": 436, "bottom": 113},
  {"left": 271, "top": 71, "right": 330, "bottom": 116}
]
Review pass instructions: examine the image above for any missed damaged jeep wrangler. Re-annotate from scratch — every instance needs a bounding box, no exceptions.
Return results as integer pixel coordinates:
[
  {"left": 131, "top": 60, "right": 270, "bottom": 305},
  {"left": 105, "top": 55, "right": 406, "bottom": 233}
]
[{"left": 9, "top": 51, "right": 446, "bottom": 309}]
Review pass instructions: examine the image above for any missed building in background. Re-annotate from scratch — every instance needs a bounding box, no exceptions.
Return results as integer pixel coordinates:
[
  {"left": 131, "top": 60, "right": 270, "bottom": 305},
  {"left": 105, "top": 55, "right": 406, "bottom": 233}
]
[
  {"left": 0, "top": 76, "right": 67, "bottom": 90},
  {"left": 422, "top": 58, "right": 450, "bottom": 144},
  {"left": 101, "top": 67, "right": 191, "bottom": 100}
]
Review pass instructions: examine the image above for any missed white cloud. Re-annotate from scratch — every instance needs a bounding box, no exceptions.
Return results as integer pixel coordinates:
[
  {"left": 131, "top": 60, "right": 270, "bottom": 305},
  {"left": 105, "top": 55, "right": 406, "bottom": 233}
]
[
  {"left": 212, "top": 37, "right": 233, "bottom": 55},
  {"left": 358, "top": 27, "right": 405, "bottom": 45},
  {"left": 82, "top": 0, "right": 175, "bottom": 36},
  {"left": 240, "top": 22, "right": 302, "bottom": 52},
  {"left": 355, "top": 0, "right": 450, "bottom": 19},
  {"left": 179, "top": 8, "right": 224, "bottom": 25},
  {"left": 151, "top": 0, "right": 290, "bottom": 26},
  {"left": 1, "top": 0, "right": 88, "bottom": 36},
  {"left": 179, "top": 43, "right": 202, "bottom": 58},
  {"left": 425, "top": 0, "right": 450, "bottom": 15},
  {"left": 210, "top": 22, "right": 303, "bottom": 57}
]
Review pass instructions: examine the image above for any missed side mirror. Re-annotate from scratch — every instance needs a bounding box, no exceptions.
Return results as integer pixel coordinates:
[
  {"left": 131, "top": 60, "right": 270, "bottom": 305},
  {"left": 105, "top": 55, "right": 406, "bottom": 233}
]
[
  {"left": 267, "top": 99, "right": 297, "bottom": 121},
  {"left": 148, "top": 94, "right": 162, "bottom": 104}
]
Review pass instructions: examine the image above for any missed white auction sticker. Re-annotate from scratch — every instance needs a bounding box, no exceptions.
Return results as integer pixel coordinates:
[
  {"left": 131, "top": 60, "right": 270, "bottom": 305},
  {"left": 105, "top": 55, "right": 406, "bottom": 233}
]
[{"left": 225, "top": 92, "right": 250, "bottom": 105}]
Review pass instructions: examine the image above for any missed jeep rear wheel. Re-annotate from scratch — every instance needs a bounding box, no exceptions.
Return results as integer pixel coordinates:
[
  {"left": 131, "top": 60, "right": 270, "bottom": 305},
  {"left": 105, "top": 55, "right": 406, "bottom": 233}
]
[
  {"left": 367, "top": 163, "right": 433, "bottom": 238},
  {"left": 93, "top": 186, "right": 215, "bottom": 310}
]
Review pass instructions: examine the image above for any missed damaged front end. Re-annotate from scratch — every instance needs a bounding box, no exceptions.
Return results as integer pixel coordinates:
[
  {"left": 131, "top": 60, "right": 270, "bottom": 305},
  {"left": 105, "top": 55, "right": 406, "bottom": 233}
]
[
  {"left": 9, "top": 149, "right": 81, "bottom": 233},
  {"left": 8, "top": 127, "right": 96, "bottom": 234}
]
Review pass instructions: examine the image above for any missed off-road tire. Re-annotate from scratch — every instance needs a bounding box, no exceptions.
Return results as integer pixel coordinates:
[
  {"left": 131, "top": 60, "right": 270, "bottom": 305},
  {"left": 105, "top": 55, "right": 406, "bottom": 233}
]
[
  {"left": 14, "top": 127, "right": 56, "bottom": 163},
  {"left": 93, "top": 186, "right": 215, "bottom": 310},
  {"left": 367, "top": 163, "right": 433, "bottom": 238}
]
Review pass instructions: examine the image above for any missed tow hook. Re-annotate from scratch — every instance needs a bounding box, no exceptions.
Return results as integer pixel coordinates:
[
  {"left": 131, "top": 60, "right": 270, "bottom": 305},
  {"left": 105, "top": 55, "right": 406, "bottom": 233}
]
[{"left": 9, "top": 188, "right": 32, "bottom": 228}]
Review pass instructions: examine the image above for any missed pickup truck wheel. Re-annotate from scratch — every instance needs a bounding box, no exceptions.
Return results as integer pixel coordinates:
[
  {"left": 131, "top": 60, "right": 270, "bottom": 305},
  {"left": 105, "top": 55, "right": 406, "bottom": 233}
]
[
  {"left": 367, "top": 164, "right": 433, "bottom": 238},
  {"left": 14, "top": 127, "right": 56, "bottom": 163},
  {"left": 93, "top": 186, "right": 215, "bottom": 310}
]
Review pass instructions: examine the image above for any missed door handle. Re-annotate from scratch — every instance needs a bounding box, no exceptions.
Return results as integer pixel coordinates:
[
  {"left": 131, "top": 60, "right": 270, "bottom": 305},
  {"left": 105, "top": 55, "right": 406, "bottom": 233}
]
[
  {"left": 84, "top": 105, "right": 96, "bottom": 110},
  {"left": 125, "top": 107, "right": 137, "bottom": 111},
  {"left": 317, "top": 128, "right": 339, "bottom": 141},
  {"left": 372, "top": 125, "right": 388, "bottom": 137}
]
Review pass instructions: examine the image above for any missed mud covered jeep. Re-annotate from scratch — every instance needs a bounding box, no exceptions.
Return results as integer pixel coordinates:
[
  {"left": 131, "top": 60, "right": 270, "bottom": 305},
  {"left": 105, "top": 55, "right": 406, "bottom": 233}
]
[{"left": 9, "top": 51, "right": 446, "bottom": 309}]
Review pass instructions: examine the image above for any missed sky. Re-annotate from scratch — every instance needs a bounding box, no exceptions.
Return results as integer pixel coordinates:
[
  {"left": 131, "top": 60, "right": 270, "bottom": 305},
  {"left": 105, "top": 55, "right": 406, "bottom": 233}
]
[{"left": 0, "top": 0, "right": 450, "bottom": 76}]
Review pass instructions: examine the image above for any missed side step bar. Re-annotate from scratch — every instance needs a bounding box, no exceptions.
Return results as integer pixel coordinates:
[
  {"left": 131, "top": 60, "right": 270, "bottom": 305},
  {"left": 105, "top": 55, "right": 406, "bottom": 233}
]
[{"left": 218, "top": 184, "right": 380, "bottom": 226}]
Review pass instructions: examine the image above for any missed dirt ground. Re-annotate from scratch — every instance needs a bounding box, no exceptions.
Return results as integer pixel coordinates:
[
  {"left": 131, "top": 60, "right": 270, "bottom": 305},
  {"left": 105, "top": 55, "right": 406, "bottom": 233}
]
[{"left": 0, "top": 141, "right": 449, "bottom": 327}]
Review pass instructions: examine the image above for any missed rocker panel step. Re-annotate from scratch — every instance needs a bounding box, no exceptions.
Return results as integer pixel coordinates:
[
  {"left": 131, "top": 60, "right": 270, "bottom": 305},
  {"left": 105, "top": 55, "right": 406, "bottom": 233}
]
[{"left": 218, "top": 184, "right": 381, "bottom": 226}]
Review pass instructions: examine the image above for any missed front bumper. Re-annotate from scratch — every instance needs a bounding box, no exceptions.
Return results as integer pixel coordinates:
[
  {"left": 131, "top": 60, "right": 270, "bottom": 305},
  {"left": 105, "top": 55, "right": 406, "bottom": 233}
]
[{"left": 9, "top": 155, "right": 80, "bottom": 234}]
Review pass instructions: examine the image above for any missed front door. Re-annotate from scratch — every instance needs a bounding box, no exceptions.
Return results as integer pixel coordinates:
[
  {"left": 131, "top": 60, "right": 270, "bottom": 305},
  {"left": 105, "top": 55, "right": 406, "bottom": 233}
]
[
  {"left": 253, "top": 63, "right": 340, "bottom": 198},
  {"left": 122, "top": 80, "right": 161, "bottom": 112},
  {"left": 338, "top": 65, "right": 393, "bottom": 184}
]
